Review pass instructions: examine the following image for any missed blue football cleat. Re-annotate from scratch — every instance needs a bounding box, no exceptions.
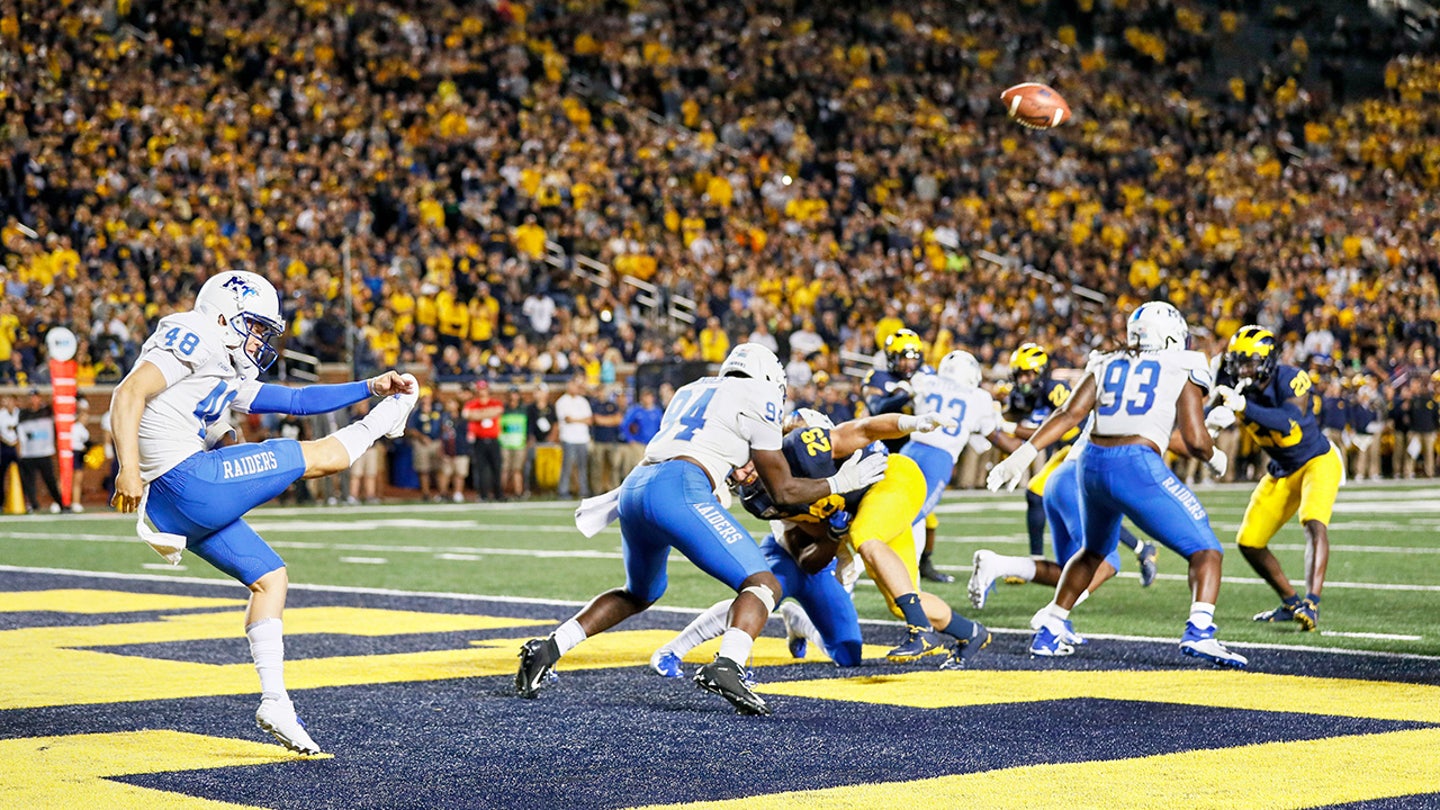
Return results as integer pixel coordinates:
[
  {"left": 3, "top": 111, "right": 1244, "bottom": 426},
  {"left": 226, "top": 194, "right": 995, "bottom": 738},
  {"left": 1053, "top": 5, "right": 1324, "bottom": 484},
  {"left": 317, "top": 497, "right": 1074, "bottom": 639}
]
[
  {"left": 1253, "top": 603, "right": 1297, "bottom": 623},
  {"left": 1029, "top": 624, "right": 1075, "bottom": 658},
  {"left": 940, "top": 623, "right": 992, "bottom": 670},
  {"left": 1137, "top": 541, "right": 1158, "bottom": 588},
  {"left": 886, "top": 625, "right": 950, "bottom": 663},
  {"left": 1293, "top": 600, "right": 1319, "bottom": 632},
  {"left": 649, "top": 648, "right": 684, "bottom": 678},
  {"left": 1179, "top": 622, "right": 1248, "bottom": 668},
  {"left": 1060, "top": 618, "right": 1088, "bottom": 646}
]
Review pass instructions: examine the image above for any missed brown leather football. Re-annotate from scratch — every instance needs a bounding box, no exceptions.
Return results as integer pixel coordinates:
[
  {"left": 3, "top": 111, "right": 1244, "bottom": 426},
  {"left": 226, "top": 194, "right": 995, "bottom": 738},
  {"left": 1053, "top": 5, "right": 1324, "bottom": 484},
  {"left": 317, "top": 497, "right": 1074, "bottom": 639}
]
[{"left": 1000, "top": 83, "right": 1072, "bottom": 130}]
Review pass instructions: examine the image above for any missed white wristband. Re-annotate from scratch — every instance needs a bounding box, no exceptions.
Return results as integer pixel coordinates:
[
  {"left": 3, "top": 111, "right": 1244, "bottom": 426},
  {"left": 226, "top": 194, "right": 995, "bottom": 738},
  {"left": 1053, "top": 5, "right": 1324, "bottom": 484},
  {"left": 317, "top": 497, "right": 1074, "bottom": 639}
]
[{"left": 896, "top": 414, "right": 919, "bottom": 433}]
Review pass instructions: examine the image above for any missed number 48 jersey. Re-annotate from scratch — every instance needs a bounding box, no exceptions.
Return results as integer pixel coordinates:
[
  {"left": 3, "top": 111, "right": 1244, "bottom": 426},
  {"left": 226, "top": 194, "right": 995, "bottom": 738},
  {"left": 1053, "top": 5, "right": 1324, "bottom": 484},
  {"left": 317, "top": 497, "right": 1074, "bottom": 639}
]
[
  {"left": 133, "top": 310, "right": 267, "bottom": 482},
  {"left": 642, "top": 376, "right": 784, "bottom": 489},
  {"left": 907, "top": 371, "right": 998, "bottom": 462},
  {"left": 1086, "top": 348, "right": 1211, "bottom": 451}
]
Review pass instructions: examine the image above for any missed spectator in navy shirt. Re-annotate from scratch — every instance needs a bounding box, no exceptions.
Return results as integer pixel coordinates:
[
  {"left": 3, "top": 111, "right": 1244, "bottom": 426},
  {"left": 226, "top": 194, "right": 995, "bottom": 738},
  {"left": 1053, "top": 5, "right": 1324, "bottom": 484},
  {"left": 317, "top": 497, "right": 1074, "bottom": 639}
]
[
  {"left": 589, "top": 386, "right": 627, "bottom": 492},
  {"left": 620, "top": 387, "right": 663, "bottom": 470}
]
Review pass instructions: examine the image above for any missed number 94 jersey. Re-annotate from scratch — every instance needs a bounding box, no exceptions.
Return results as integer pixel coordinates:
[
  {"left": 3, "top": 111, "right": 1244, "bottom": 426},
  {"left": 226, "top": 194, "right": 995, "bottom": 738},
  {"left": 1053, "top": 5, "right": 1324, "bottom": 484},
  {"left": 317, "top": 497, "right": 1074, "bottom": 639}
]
[
  {"left": 133, "top": 311, "right": 266, "bottom": 483},
  {"left": 642, "top": 376, "right": 784, "bottom": 489},
  {"left": 1086, "top": 348, "right": 1211, "bottom": 452},
  {"left": 907, "top": 371, "right": 999, "bottom": 462}
]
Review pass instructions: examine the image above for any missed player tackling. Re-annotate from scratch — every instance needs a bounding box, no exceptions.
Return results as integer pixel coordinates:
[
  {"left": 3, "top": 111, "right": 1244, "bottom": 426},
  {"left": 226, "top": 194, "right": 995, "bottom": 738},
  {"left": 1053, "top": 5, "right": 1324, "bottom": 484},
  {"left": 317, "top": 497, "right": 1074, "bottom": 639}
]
[{"left": 110, "top": 270, "right": 419, "bottom": 754}]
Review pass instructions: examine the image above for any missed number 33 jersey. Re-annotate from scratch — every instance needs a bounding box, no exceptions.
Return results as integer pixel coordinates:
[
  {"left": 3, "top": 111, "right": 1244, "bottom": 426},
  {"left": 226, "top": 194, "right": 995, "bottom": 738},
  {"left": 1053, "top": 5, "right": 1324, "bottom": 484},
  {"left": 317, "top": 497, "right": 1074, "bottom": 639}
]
[
  {"left": 907, "top": 371, "right": 999, "bottom": 462},
  {"left": 133, "top": 311, "right": 267, "bottom": 482},
  {"left": 1085, "top": 348, "right": 1211, "bottom": 451}
]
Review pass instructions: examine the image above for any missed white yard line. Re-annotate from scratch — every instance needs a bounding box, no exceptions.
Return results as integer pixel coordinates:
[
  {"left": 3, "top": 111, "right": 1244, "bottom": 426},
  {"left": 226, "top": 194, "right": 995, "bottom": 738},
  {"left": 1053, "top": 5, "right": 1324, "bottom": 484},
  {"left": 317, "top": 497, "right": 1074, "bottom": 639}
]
[
  {"left": 1, "top": 564, "right": 1433, "bottom": 661},
  {"left": 338, "top": 557, "right": 388, "bottom": 565}
]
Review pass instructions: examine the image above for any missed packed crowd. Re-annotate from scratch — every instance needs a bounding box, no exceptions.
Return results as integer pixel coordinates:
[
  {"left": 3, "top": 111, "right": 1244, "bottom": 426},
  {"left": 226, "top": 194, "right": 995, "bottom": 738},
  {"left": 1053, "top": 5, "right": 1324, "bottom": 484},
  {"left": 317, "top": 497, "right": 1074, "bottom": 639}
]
[{"left": 1, "top": 0, "right": 1439, "bottom": 486}]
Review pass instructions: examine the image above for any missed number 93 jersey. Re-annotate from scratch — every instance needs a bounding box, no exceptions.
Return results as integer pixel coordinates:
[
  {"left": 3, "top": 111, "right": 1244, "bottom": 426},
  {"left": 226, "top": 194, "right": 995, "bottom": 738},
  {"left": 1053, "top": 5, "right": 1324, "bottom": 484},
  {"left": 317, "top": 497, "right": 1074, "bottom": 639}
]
[
  {"left": 133, "top": 311, "right": 266, "bottom": 482},
  {"left": 643, "top": 376, "right": 784, "bottom": 489},
  {"left": 907, "top": 371, "right": 999, "bottom": 462},
  {"left": 1086, "top": 348, "right": 1211, "bottom": 451}
]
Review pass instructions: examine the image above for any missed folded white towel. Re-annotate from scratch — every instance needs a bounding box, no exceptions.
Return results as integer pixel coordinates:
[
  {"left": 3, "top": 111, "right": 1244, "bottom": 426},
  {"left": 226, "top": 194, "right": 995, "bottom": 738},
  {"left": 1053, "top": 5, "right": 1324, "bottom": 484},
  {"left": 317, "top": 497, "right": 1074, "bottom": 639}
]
[
  {"left": 575, "top": 486, "right": 623, "bottom": 538},
  {"left": 136, "top": 488, "right": 186, "bottom": 565}
]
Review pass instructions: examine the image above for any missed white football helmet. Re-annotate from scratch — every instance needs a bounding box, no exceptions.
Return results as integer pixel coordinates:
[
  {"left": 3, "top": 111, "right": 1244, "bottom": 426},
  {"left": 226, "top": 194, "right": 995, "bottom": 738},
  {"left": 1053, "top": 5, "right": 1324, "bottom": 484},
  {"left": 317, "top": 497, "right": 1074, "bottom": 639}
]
[
  {"left": 937, "top": 350, "right": 983, "bottom": 389},
  {"left": 195, "top": 271, "right": 285, "bottom": 371},
  {"left": 719, "top": 342, "right": 787, "bottom": 396},
  {"left": 790, "top": 407, "right": 836, "bottom": 431},
  {"left": 1127, "top": 301, "right": 1188, "bottom": 352}
]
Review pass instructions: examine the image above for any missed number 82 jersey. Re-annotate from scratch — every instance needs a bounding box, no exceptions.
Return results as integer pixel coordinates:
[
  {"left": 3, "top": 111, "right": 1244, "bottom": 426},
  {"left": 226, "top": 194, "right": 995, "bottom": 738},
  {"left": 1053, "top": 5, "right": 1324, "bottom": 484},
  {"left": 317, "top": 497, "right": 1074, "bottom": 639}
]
[{"left": 133, "top": 311, "right": 267, "bottom": 482}]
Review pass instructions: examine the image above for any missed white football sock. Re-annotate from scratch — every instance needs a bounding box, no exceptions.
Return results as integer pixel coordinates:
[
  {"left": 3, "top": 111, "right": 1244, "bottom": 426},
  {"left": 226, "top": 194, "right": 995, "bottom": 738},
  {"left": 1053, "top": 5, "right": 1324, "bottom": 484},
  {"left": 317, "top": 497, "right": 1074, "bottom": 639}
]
[
  {"left": 777, "top": 601, "right": 825, "bottom": 654},
  {"left": 552, "top": 619, "right": 587, "bottom": 655},
  {"left": 1189, "top": 601, "right": 1216, "bottom": 630},
  {"left": 665, "top": 600, "right": 730, "bottom": 658},
  {"left": 1073, "top": 589, "right": 1091, "bottom": 609},
  {"left": 1045, "top": 600, "right": 1071, "bottom": 622},
  {"left": 998, "top": 555, "right": 1038, "bottom": 582},
  {"left": 246, "top": 618, "right": 287, "bottom": 702},
  {"left": 717, "top": 626, "right": 755, "bottom": 665}
]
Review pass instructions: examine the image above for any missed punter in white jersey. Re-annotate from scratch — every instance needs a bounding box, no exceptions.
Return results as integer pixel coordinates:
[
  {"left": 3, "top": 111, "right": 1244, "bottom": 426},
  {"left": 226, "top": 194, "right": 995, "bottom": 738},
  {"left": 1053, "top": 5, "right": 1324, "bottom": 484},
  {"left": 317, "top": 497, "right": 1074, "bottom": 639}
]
[
  {"left": 515, "top": 343, "right": 887, "bottom": 715},
  {"left": 988, "top": 301, "right": 1246, "bottom": 668},
  {"left": 899, "top": 350, "right": 1010, "bottom": 561},
  {"left": 110, "top": 270, "right": 419, "bottom": 754}
]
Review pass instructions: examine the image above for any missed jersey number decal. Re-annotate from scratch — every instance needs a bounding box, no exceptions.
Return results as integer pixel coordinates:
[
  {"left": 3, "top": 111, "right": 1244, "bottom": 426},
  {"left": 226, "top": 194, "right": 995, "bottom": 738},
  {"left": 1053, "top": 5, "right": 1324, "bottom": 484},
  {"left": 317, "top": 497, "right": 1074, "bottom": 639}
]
[
  {"left": 800, "top": 427, "right": 831, "bottom": 456},
  {"left": 1250, "top": 420, "right": 1304, "bottom": 448},
  {"left": 1097, "top": 359, "right": 1161, "bottom": 417},
  {"left": 163, "top": 327, "right": 200, "bottom": 356},
  {"left": 194, "top": 382, "right": 239, "bottom": 438},
  {"left": 660, "top": 388, "right": 717, "bottom": 441},
  {"left": 923, "top": 394, "right": 968, "bottom": 437}
]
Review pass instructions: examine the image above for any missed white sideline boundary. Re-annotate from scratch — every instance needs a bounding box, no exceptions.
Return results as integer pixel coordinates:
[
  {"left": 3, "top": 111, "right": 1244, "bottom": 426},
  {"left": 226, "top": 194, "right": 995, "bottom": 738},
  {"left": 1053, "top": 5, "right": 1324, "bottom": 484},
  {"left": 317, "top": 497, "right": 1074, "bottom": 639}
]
[{"left": 0, "top": 564, "right": 1435, "bottom": 663}]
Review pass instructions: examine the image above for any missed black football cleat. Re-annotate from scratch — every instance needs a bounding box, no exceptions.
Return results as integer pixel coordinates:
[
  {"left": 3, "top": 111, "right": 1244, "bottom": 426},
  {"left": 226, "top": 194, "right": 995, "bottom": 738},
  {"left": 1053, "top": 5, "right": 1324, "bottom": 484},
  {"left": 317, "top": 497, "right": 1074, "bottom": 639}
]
[
  {"left": 515, "top": 637, "right": 561, "bottom": 698},
  {"left": 920, "top": 553, "right": 955, "bottom": 584},
  {"left": 694, "top": 656, "right": 771, "bottom": 716}
]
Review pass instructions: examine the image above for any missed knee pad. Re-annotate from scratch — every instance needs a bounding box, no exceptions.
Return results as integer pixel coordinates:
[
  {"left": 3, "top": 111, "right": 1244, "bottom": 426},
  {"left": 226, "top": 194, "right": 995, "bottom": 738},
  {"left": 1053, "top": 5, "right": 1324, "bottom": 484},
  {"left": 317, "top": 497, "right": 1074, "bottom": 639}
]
[{"left": 741, "top": 583, "right": 777, "bottom": 614}]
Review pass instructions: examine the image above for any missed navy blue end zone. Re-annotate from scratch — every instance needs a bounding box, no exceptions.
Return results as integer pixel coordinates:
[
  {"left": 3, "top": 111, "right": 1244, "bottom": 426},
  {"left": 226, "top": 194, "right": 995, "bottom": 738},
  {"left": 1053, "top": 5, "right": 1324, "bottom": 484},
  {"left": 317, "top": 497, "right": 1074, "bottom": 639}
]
[{"left": 3, "top": 569, "right": 1439, "bottom": 809}]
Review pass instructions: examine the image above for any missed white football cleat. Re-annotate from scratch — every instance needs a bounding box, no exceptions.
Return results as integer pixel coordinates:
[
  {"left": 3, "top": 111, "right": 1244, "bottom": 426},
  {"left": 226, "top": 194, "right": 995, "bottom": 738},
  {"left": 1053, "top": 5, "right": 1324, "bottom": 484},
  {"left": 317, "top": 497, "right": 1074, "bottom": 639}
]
[
  {"left": 255, "top": 696, "right": 322, "bottom": 754},
  {"left": 383, "top": 373, "right": 421, "bottom": 439},
  {"left": 968, "top": 549, "right": 999, "bottom": 610}
]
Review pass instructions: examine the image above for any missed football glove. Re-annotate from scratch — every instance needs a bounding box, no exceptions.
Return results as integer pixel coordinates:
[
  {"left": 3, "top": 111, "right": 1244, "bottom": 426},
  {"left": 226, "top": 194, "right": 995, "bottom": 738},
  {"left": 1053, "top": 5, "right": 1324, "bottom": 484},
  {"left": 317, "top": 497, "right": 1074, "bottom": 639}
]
[
  {"left": 827, "top": 452, "right": 887, "bottom": 495},
  {"left": 987, "top": 443, "right": 1038, "bottom": 492},
  {"left": 826, "top": 509, "right": 853, "bottom": 544},
  {"left": 897, "top": 413, "right": 959, "bottom": 434},
  {"left": 1213, "top": 385, "right": 1247, "bottom": 413},
  {"left": 1204, "top": 406, "right": 1236, "bottom": 437},
  {"left": 1205, "top": 447, "right": 1229, "bottom": 479}
]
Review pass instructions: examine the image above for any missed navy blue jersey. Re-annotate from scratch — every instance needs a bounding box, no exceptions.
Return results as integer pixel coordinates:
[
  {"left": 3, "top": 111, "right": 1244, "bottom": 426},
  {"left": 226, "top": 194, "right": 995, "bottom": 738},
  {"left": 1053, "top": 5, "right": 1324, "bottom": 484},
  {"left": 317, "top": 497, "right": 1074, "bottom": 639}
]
[
  {"left": 1238, "top": 365, "right": 1331, "bottom": 478},
  {"left": 864, "top": 366, "right": 930, "bottom": 452},
  {"left": 1006, "top": 377, "right": 1071, "bottom": 428},
  {"left": 739, "top": 425, "right": 883, "bottom": 524}
]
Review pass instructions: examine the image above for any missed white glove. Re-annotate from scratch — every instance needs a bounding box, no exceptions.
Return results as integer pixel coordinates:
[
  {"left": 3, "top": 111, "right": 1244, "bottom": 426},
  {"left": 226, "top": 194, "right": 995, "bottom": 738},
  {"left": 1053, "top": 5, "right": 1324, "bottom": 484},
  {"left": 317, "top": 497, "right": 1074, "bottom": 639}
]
[
  {"left": 987, "top": 443, "right": 1039, "bottom": 492},
  {"left": 1205, "top": 447, "right": 1229, "bottom": 478},
  {"left": 897, "top": 413, "right": 958, "bottom": 433},
  {"left": 1204, "top": 406, "right": 1236, "bottom": 437},
  {"left": 1213, "top": 385, "right": 1247, "bottom": 413},
  {"left": 827, "top": 451, "right": 888, "bottom": 494},
  {"left": 892, "top": 380, "right": 915, "bottom": 397}
]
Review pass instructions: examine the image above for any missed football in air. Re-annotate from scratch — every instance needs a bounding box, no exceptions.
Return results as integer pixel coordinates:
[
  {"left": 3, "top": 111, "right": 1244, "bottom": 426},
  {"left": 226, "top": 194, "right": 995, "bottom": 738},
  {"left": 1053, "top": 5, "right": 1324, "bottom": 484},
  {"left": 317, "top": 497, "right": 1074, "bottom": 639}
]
[{"left": 1000, "top": 82, "right": 1072, "bottom": 130}]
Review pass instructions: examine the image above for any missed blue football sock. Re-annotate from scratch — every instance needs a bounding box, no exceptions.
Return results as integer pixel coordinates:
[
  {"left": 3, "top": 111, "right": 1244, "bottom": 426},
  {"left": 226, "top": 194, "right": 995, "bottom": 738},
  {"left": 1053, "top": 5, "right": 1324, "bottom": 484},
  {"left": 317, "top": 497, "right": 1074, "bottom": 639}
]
[
  {"left": 894, "top": 593, "right": 931, "bottom": 629},
  {"left": 1025, "top": 491, "right": 1046, "bottom": 557},
  {"left": 1305, "top": 592, "right": 1321, "bottom": 605},
  {"left": 1118, "top": 525, "right": 1141, "bottom": 552},
  {"left": 1282, "top": 594, "right": 1303, "bottom": 607},
  {"left": 940, "top": 610, "right": 977, "bottom": 643}
]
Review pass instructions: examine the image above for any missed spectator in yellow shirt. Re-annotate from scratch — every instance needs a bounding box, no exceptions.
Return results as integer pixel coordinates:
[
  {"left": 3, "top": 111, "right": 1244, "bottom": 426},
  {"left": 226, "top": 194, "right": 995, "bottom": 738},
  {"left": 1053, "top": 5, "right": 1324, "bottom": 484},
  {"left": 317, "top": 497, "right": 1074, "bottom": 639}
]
[
  {"left": 698, "top": 316, "right": 730, "bottom": 363},
  {"left": 513, "top": 214, "right": 547, "bottom": 260}
]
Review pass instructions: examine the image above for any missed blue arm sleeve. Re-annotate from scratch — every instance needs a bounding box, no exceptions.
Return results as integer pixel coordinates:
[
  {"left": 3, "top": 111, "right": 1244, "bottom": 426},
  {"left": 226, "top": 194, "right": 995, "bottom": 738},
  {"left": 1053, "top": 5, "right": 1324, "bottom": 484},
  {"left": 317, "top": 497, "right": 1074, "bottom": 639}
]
[
  {"left": 867, "top": 390, "right": 911, "bottom": 415},
  {"left": 249, "top": 380, "right": 373, "bottom": 416},
  {"left": 1243, "top": 400, "right": 1303, "bottom": 434}
]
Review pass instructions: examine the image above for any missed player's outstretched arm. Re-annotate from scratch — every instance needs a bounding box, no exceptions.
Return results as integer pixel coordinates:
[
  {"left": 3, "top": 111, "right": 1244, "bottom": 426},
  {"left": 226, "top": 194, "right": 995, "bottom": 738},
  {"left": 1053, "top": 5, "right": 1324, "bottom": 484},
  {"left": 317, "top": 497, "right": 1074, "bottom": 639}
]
[
  {"left": 110, "top": 361, "right": 169, "bottom": 513},
  {"left": 829, "top": 412, "right": 955, "bottom": 457},
  {"left": 752, "top": 446, "right": 885, "bottom": 503},
  {"left": 246, "top": 371, "right": 414, "bottom": 416}
]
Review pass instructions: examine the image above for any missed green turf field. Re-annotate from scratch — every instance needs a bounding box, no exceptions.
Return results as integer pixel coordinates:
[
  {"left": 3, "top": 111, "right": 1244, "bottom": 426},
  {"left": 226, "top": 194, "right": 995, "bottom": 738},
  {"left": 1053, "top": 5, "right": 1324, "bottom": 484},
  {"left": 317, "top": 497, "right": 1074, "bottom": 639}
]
[{"left": 2, "top": 482, "right": 1436, "bottom": 656}]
